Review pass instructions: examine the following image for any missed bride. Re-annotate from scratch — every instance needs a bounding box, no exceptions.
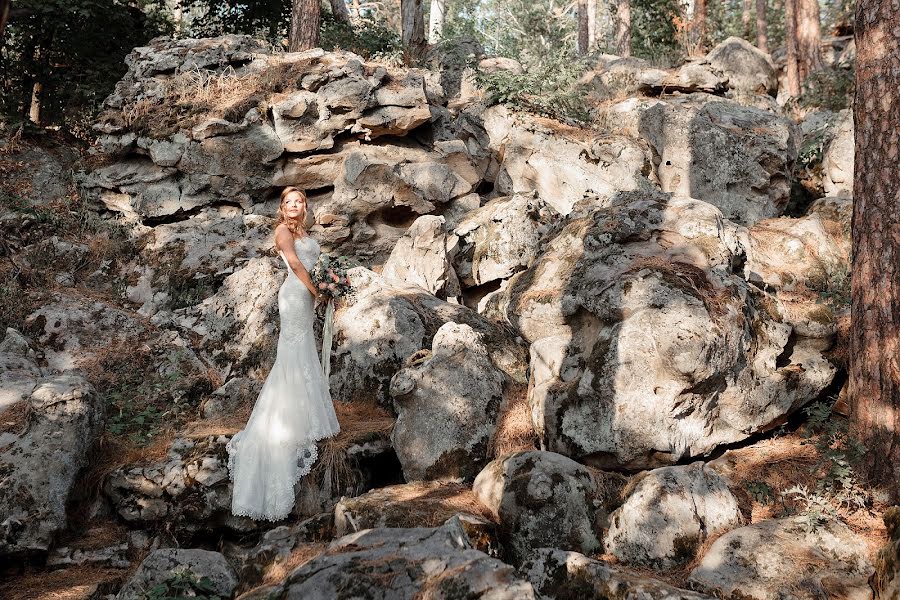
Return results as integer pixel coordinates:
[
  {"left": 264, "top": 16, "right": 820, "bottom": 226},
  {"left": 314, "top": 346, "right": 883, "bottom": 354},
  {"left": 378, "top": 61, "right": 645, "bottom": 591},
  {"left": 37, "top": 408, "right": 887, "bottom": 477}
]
[{"left": 227, "top": 186, "right": 340, "bottom": 522}]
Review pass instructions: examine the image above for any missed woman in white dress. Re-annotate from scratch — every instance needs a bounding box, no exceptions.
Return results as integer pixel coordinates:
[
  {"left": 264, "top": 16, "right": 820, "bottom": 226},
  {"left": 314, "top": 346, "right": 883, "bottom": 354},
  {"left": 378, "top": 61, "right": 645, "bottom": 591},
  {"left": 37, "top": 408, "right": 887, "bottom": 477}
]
[{"left": 227, "top": 186, "right": 340, "bottom": 521}]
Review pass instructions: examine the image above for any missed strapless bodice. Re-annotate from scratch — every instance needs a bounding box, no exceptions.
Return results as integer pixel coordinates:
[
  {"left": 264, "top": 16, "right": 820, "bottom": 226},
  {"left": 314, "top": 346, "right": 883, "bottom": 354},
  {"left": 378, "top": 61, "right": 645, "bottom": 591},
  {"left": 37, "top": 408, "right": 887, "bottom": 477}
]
[{"left": 279, "top": 236, "right": 320, "bottom": 272}]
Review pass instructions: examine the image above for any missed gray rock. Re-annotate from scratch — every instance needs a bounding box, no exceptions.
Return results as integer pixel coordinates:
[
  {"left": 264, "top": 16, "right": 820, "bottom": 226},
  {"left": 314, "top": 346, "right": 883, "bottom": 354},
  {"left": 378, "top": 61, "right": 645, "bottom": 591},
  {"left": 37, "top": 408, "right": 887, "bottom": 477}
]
[
  {"left": 706, "top": 36, "right": 778, "bottom": 96},
  {"left": 874, "top": 507, "right": 900, "bottom": 600},
  {"left": 688, "top": 518, "right": 874, "bottom": 600},
  {"left": 473, "top": 451, "right": 602, "bottom": 564},
  {"left": 823, "top": 109, "right": 853, "bottom": 197},
  {"left": 330, "top": 268, "right": 527, "bottom": 407},
  {"left": 605, "top": 463, "right": 744, "bottom": 570},
  {"left": 523, "top": 548, "right": 715, "bottom": 600},
  {"left": 381, "top": 215, "right": 461, "bottom": 301},
  {"left": 638, "top": 94, "right": 797, "bottom": 225},
  {"left": 0, "top": 328, "right": 42, "bottom": 411},
  {"left": 241, "top": 519, "right": 534, "bottom": 599},
  {"left": 0, "top": 375, "right": 104, "bottom": 558},
  {"left": 390, "top": 322, "right": 508, "bottom": 481},
  {"left": 116, "top": 548, "right": 238, "bottom": 600}
]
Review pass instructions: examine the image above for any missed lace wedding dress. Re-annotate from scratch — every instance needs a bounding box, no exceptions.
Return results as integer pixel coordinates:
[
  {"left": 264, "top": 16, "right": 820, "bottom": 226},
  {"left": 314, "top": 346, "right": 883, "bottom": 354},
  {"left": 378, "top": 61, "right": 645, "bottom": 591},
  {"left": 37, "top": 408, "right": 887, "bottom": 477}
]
[{"left": 226, "top": 235, "right": 340, "bottom": 521}]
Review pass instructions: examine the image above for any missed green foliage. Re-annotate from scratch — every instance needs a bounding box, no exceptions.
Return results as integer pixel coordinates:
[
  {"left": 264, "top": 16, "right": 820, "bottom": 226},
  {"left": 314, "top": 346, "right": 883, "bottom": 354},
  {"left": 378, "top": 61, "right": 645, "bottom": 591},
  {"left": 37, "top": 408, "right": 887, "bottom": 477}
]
[
  {"left": 802, "top": 401, "right": 869, "bottom": 511},
  {"left": 475, "top": 53, "right": 592, "bottom": 124},
  {"left": 631, "top": 0, "right": 682, "bottom": 65},
  {"left": 814, "top": 262, "right": 851, "bottom": 308},
  {"left": 320, "top": 13, "right": 402, "bottom": 60},
  {"left": 746, "top": 480, "right": 775, "bottom": 505},
  {"left": 801, "top": 66, "right": 855, "bottom": 112},
  {"left": 781, "top": 484, "right": 837, "bottom": 532},
  {"left": 0, "top": 0, "right": 171, "bottom": 135},
  {"left": 182, "top": 0, "right": 290, "bottom": 42},
  {"left": 797, "top": 120, "right": 837, "bottom": 171},
  {"left": 144, "top": 568, "right": 222, "bottom": 600}
]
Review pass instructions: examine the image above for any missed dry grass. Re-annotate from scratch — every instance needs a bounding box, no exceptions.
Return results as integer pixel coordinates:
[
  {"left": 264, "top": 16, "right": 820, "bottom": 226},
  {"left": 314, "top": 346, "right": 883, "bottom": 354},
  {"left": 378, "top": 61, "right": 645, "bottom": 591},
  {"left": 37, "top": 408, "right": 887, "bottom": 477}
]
[
  {"left": 116, "top": 59, "right": 318, "bottom": 138},
  {"left": 56, "top": 519, "right": 129, "bottom": 552},
  {"left": 0, "top": 399, "right": 31, "bottom": 436},
  {"left": 491, "top": 384, "right": 538, "bottom": 458},
  {"left": 624, "top": 255, "right": 731, "bottom": 319},
  {"left": 259, "top": 543, "right": 328, "bottom": 587},
  {"left": 0, "top": 565, "right": 126, "bottom": 600}
]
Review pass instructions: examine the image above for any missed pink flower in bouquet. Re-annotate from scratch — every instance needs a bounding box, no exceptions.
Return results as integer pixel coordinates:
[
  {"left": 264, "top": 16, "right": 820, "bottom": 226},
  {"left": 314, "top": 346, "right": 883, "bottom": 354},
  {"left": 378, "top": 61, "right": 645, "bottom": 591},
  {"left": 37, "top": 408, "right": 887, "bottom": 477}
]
[
  {"left": 328, "top": 283, "right": 337, "bottom": 291},
  {"left": 330, "top": 272, "right": 340, "bottom": 282},
  {"left": 318, "top": 282, "right": 327, "bottom": 289}
]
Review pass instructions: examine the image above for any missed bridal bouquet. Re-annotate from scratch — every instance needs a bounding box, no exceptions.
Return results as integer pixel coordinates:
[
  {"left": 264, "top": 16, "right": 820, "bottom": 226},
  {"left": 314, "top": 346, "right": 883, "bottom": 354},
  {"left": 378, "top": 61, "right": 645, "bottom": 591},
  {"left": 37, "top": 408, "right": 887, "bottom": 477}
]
[{"left": 311, "top": 254, "right": 355, "bottom": 379}]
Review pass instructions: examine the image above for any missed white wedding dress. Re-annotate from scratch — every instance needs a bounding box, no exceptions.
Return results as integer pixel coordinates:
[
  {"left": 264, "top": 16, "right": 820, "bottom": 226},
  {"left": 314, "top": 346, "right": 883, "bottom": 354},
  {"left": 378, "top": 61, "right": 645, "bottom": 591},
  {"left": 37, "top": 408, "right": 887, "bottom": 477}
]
[{"left": 226, "top": 235, "right": 340, "bottom": 521}]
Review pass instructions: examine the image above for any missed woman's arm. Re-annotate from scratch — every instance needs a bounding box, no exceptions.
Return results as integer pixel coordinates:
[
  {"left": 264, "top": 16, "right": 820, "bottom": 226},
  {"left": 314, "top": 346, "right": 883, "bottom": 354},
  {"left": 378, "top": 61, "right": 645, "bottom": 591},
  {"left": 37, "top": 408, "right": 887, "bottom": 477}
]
[{"left": 275, "top": 226, "right": 320, "bottom": 300}]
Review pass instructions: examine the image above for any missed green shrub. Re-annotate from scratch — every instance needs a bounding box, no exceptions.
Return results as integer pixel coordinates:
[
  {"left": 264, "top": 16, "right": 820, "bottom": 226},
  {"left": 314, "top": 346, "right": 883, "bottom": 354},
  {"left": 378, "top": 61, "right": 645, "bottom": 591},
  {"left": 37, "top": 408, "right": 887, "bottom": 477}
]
[
  {"left": 145, "top": 568, "right": 222, "bottom": 600},
  {"left": 801, "top": 66, "right": 855, "bottom": 112},
  {"left": 320, "top": 14, "right": 403, "bottom": 61},
  {"left": 475, "top": 53, "right": 592, "bottom": 125}
]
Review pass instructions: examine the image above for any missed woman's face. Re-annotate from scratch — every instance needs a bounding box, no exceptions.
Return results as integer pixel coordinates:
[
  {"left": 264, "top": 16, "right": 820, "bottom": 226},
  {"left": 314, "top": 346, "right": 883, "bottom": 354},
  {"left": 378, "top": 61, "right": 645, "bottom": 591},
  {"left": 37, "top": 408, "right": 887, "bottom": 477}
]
[{"left": 282, "top": 192, "right": 306, "bottom": 219}]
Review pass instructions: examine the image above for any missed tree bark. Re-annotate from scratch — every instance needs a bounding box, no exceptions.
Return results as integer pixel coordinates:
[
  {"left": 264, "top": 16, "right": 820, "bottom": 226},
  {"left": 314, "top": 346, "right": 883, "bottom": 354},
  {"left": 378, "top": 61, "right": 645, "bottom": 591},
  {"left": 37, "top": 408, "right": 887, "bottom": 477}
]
[
  {"left": 330, "top": 0, "right": 352, "bottom": 24},
  {"left": 578, "top": 0, "right": 589, "bottom": 55},
  {"left": 615, "top": 0, "right": 631, "bottom": 57},
  {"left": 28, "top": 81, "right": 42, "bottom": 125},
  {"left": 850, "top": 0, "right": 900, "bottom": 503},
  {"left": 0, "top": 0, "right": 9, "bottom": 36},
  {"left": 428, "top": 0, "right": 445, "bottom": 44},
  {"left": 587, "top": 0, "right": 597, "bottom": 49},
  {"left": 694, "top": 0, "right": 707, "bottom": 52},
  {"left": 784, "top": 0, "right": 801, "bottom": 96},
  {"left": 796, "top": 0, "right": 823, "bottom": 82},
  {"left": 289, "top": 0, "right": 320, "bottom": 51},
  {"left": 401, "top": 0, "right": 426, "bottom": 60},
  {"left": 742, "top": 0, "right": 753, "bottom": 39},
  {"left": 756, "top": 0, "right": 768, "bottom": 52}
]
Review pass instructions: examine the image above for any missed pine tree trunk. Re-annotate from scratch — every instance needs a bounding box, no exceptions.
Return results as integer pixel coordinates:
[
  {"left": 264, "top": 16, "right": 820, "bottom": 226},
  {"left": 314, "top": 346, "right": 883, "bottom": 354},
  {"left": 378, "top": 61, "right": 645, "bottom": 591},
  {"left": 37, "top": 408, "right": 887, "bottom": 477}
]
[
  {"left": 428, "top": 0, "right": 445, "bottom": 44},
  {"left": 742, "top": 0, "right": 753, "bottom": 39},
  {"left": 694, "top": 0, "right": 707, "bottom": 52},
  {"left": 330, "top": 0, "right": 352, "bottom": 24},
  {"left": 0, "top": 0, "right": 9, "bottom": 36},
  {"left": 578, "top": 0, "right": 589, "bottom": 55},
  {"left": 289, "top": 0, "right": 320, "bottom": 51},
  {"left": 615, "top": 0, "right": 631, "bottom": 57},
  {"left": 756, "top": 0, "right": 768, "bottom": 52},
  {"left": 784, "top": 0, "right": 800, "bottom": 96},
  {"left": 587, "top": 0, "right": 597, "bottom": 49},
  {"left": 850, "top": 0, "right": 900, "bottom": 503},
  {"left": 796, "top": 0, "right": 822, "bottom": 82},
  {"left": 401, "top": 0, "right": 426, "bottom": 60},
  {"left": 28, "top": 81, "right": 42, "bottom": 125}
]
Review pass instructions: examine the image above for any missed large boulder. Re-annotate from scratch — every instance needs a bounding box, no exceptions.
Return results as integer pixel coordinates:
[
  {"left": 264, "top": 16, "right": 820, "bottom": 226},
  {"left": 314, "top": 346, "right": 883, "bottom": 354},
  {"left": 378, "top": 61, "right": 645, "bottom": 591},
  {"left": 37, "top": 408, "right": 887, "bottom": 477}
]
[
  {"left": 487, "top": 196, "right": 834, "bottom": 468},
  {"left": 705, "top": 36, "right": 778, "bottom": 96},
  {"left": 0, "top": 375, "right": 104, "bottom": 558},
  {"left": 116, "top": 548, "right": 238, "bottom": 600},
  {"left": 390, "top": 322, "right": 509, "bottom": 481},
  {"left": 522, "top": 548, "right": 715, "bottom": 600},
  {"left": 380, "top": 215, "right": 461, "bottom": 301},
  {"left": 688, "top": 517, "right": 874, "bottom": 600},
  {"left": 241, "top": 519, "right": 535, "bottom": 599},
  {"left": 330, "top": 268, "right": 527, "bottom": 406},
  {"left": 473, "top": 451, "right": 602, "bottom": 564},
  {"left": 483, "top": 105, "right": 652, "bottom": 216},
  {"left": 453, "top": 192, "right": 557, "bottom": 288},
  {"left": 822, "top": 109, "right": 854, "bottom": 197},
  {"left": 638, "top": 94, "right": 797, "bottom": 225},
  {"left": 0, "top": 328, "right": 43, "bottom": 411},
  {"left": 604, "top": 463, "right": 744, "bottom": 570}
]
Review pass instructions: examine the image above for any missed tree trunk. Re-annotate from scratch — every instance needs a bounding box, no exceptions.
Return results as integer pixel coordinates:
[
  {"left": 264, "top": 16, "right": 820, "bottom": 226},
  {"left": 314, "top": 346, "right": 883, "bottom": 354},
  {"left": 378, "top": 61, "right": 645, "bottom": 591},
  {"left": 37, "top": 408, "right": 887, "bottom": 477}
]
[
  {"left": 756, "top": 0, "right": 768, "bottom": 52},
  {"left": 0, "top": 0, "right": 9, "bottom": 36},
  {"left": 578, "top": 0, "right": 589, "bottom": 55},
  {"left": 796, "top": 0, "right": 822, "bottom": 82},
  {"left": 28, "top": 81, "right": 42, "bottom": 125},
  {"left": 784, "top": 0, "right": 800, "bottom": 96},
  {"left": 850, "top": 0, "right": 900, "bottom": 503},
  {"left": 742, "top": 0, "right": 753, "bottom": 39},
  {"left": 694, "top": 0, "right": 707, "bottom": 52},
  {"left": 615, "top": 0, "right": 631, "bottom": 57},
  {"left": 401, "top": 0, "right": 426, "bottom": 60},
  {"left": 289, "top": 0, "right": 320, "bottom": 51},
  {"left": 330, "top": 0, "right": 352, "bottom": 24},
  {"left": 428, "top": 0, "right": 445, "bottom": 44}
]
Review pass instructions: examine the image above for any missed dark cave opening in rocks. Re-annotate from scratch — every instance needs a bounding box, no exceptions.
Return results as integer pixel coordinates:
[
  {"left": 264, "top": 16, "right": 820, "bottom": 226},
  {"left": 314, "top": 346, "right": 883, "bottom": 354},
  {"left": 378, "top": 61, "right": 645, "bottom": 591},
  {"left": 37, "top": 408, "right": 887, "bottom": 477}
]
[
  {"left": 460, "top": 279, "right": 503, "bottom": 311},
  {"left": 366, "top": 204, "right": 420, "bottom": 231}
]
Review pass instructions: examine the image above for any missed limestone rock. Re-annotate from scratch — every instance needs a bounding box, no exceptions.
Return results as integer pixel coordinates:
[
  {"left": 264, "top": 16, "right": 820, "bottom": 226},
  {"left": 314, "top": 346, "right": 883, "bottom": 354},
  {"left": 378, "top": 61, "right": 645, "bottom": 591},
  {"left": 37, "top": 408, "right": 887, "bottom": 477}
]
[
  {"left": 473, "top": 451, "right": 602, "bottom": 564},
  {"left": 330, "top": 268, "right": 527, "bottom": 407},
  {"left": 0, "top": 328, "right": 43, "bottom": 411},
  {"left": 243, "top": 519, "right": 534, "bottom": 599},
  {"left": 638, "top": 94, "right": 797, "bottom": 225},
  {"left": 523, "top": 548, "right": 715, "bottom": 600},
  {"left": 823, "top": 109, "right": 853, "bottom": 197},
  {"left": 390, "top": 322, "right": 508, "bottom": 481},
  {"left": 0, "top": 375, "right": 104, "bottom": 558},
  {"left": 688, "top": 518, "right": 874, "bottom": 600},
  {"left": 605, "top": 463, "right": 744, "bottom": 569},
  {"left": 483, "top": 105, "right": 651, "bottom": 216},
  {"left": 453, "top": 193, "right": 556, "bottom": 287},
  {"left": 705, "top": 36, "right": 778, "bottom": 96},
  {"left": 874, "top": 507, "right": 900, "bottom": 600},
  {"left": 381, "top": 215, "right": 461, "bottom": 300},
  {"left": 116, "top": 548, "right": 238, "bottom": 600},
  {"left": 486, "top": 195, "right": 834, "bottom": 468}
]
